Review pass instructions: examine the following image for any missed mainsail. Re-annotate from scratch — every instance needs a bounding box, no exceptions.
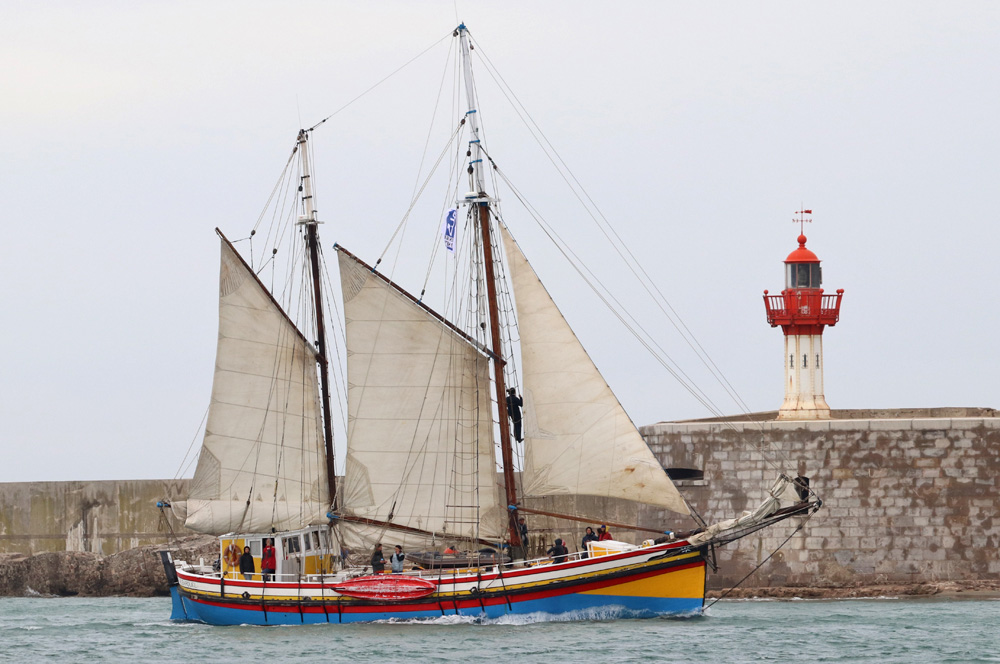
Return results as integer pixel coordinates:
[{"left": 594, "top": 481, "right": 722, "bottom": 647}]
[
  {"left": 336, "top": 248, "right": 507, "bottom": 549},
  {"left": 184, "top": 234, "right": 330, "bottom": 534},
  {"left": 499, "top": 225, "right": 690, "bottom": 516}
]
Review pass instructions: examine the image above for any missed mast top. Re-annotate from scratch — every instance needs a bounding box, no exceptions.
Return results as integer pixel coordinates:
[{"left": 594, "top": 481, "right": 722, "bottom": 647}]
[
  {"left": 297, "top": 130, "right": 319, "bottom": 226},
  {"left": 457, "top": 25, "right": 489, "bottom": 203}
]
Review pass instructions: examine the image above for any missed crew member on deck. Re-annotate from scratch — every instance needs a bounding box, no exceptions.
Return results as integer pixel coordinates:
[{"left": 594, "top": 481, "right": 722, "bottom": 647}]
[
  {"left": 547, "top": 538, "right": 569, "bottom": 564},
  {"left": 581, "top": 526, "right": 598, "bottom": 558},
  {"left": 390, "top": 545, "right": 406, "bottom": 573},
  {"left": 261, "top": 539, "right": 276, "bottom": 581},
  {"left": 371, "top": 543, "right": 386, "bottom": 573},
  {"left": 598, "top": 525, "right": 613, "bottom": 541},
  {"left": 239, "top": 546, "right": 256, "bottom": 580}
]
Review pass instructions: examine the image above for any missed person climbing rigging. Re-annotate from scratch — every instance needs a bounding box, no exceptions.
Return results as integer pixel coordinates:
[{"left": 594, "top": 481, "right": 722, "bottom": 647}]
[{"left": 506, "top": 388, "right": 523, "bottom": 442}]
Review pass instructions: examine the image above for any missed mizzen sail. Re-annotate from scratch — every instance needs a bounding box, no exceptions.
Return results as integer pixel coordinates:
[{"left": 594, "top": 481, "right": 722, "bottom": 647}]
[
  {"left": 336, "top": 248, "right": 506, "bottom": 549},
  {"left": 499, "top": 225, "right": 690, "bottom": 516},
  {"left": 184, "top": 234, "right": 329, "bottom": 534}
]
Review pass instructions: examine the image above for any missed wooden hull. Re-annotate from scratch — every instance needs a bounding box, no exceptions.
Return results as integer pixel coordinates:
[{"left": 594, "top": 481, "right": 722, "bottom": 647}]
[{"left": 167, "top": 541, "right": 706, "bottom": 625}]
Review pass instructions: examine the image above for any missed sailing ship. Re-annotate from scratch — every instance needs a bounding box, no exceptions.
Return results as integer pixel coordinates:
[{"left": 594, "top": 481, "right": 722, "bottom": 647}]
[{"left": 159, "top": 24, "right": 819, "bottom": 625}]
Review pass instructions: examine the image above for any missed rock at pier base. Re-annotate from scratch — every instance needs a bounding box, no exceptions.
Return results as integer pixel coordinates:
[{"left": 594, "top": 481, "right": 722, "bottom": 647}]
[
  {"left": 0, "top": 535, "right": 216, "bottom": 597},
  {"left": 707, "top": 580, "right": 1000, "bottom": 600}
]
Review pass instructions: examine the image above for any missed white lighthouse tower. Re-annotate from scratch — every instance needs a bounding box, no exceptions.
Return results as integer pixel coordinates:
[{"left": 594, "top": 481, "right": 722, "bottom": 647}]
[{"left": 763, "top": 211, "right": 844, "bottom": 420}]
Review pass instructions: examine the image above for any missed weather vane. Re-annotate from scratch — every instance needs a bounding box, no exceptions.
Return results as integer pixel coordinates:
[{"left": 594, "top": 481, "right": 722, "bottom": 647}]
[{"left": 793, "top": 208, "right": 813, "bottom": 235}]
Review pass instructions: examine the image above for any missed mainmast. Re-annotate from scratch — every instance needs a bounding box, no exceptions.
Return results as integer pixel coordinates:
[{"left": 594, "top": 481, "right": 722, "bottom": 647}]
[
  {"left": 297, "top": 129, "right": 338, "bottom": 511},
  {"left": 457, "top": 24, "right": 521, "bottom": 548}
]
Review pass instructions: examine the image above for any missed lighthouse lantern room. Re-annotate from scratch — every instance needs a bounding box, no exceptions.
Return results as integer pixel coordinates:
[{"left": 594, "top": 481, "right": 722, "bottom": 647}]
[{"left": 763, "top": 211, "right": 844, "bottom": 420}]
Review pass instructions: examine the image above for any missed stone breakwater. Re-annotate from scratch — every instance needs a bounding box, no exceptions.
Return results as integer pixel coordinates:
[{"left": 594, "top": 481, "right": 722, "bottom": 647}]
[
  {"left": 0, "top": 535, "right": 216, "bottom": 597},
  {"left": 707, "top": 579, "right": 1000, "bottom": 600},
  {"left": 641, "top": 408, "right": 1000, "bottom": 590}
]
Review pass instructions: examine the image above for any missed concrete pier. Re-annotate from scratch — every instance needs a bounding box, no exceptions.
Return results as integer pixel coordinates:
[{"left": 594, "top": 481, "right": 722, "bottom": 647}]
[{"left": 0, "top": 479, "right": 189, "bottom": 556}]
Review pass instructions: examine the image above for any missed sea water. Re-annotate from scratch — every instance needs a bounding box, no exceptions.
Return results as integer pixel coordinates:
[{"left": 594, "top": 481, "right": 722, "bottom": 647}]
[{"left": 1, "top": 595, "right": 998, "bottom": 663}]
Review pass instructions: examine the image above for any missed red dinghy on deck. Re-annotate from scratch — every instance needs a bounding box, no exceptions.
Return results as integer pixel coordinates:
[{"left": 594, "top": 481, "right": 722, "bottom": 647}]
[{"left": 333, "top": 575, "right": 436, "bottom": 601}]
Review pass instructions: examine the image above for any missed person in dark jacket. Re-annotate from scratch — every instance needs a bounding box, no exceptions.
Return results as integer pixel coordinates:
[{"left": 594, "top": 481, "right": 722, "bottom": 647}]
[
  {"left": 581, "top": 527, "right": 598, "bottom": 558},
  {"left": 239, "top": 545, "right": 256, "bottom": 580},
  {"left": 506, "top": 388, "right": 523, "bottom": 442},
  {"left": 371, "top": 543, "right": 386, "bottom": 573},
  {"left": 546, "top": 538, "right": 569, "bottom": 564}
]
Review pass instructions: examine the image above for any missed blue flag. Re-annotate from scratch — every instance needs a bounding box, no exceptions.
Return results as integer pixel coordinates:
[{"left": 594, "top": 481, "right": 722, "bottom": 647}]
[{"left": 442, "top": 208, "right": 457, "bottom": 252}]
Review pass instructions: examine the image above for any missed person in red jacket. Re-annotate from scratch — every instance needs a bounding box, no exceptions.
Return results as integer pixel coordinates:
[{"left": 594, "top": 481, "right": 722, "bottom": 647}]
[
  {"left": 261, "top": 538, "right": 277, "bottom": 581},
  {"left": 597, "top": 525, "right": 613, "bottom": 541}
]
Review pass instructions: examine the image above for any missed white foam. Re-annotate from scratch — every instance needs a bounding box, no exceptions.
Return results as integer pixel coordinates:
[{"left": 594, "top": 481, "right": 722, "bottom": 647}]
[{"left": 371, "top": 605, "right": 703, "bottom": 626}]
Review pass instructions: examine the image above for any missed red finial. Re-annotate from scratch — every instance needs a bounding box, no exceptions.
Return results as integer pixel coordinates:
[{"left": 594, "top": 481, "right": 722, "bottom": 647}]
[{"left": 793, "top": 209, "right": 813, "bottom": 236}]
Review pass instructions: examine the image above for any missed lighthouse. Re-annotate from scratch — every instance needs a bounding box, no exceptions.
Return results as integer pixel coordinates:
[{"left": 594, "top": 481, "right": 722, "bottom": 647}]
[{"left": 763, "top": 211, "right": 844, "bottom": 420}]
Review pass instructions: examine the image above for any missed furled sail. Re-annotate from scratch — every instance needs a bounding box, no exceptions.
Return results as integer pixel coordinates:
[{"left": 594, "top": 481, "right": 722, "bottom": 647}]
[
  {"left": 499, "top": 225, "right": 690, "bottom": 516},
  {"left": 335, "top": 248, "right": 506, "bottom": 550},
  {"left": 184, "top": 234, "right": 329, "bottom": 534}
]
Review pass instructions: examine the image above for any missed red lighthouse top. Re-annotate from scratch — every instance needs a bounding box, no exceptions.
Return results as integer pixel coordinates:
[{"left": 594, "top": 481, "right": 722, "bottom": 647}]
[
  {"left": 763, "top": 216, "right": 843, "bottom": 335},
  {"left": 786, "top": 234, "right": 819, "bottom": 263}
]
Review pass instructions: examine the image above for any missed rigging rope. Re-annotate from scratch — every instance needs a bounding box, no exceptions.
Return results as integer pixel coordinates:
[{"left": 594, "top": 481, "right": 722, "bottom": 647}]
[
  {"left": 465, "top": 34, "right": 802, "bottom": 477},
  {"left": 482, "top": 149, "right": 793, "bottom": 478},
  {"left": 172, "top": 406, "right": 209, "bottom": 481},
  {"left": 306, "top": 31, "right": 453, "bottom": 133},
  {"left": 377, "top": 119, "right": 467, "bottom": 264},
  {"left": 704, "top": 518, "right": 809, "bottom": 609}
]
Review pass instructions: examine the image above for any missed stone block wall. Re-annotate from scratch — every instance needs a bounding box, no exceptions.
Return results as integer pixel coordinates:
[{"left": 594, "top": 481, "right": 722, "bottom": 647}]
[
  {"left": 640, "top": 412, "right": 1000, "bottom": 590},
  {"left": 0, "top": 480, "right": 190, "bottom": 555}
]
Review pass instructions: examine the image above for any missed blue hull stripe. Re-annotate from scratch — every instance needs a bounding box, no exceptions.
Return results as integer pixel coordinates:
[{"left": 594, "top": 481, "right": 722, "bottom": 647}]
[{"left": 171, "top": 590, "right": 703, "bottom": 625}]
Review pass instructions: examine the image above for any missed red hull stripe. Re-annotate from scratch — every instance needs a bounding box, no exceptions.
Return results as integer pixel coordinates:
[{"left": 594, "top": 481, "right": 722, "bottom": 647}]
[{"left": 177, "top": 542, "right": 694, "bottom": 592}]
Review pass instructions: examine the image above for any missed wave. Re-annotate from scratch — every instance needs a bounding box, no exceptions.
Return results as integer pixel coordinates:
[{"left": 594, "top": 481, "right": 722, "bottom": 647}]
[{"left": 369, "top": 605, "right": 704, "bottom": 626}]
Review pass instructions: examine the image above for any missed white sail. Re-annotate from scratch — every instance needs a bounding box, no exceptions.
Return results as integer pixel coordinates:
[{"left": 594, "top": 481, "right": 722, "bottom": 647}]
[
  {"left": 499, "top": 225, "right": 690, "bottom": 516},
  {"left": 184, "top": 236, "right": 330, "bottom": 534},
  {"left": 336, "top": 249, "right": 507, "bottom": 550}
]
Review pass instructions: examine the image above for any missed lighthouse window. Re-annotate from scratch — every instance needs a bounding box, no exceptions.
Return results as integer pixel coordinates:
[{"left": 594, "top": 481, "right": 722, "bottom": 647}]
[
  {"left": 786, "top": 263, "right": 822, "bottom": 288},
  {"left": 796, "top": 265, "right": 811, "bottom": 288},
  {"left": 803, "top": 354, "right": 808, "bottom": 368},
  {"left": 816, "top": 354, "right": 820, "bottom": 368},
  {"left": 789, "top": 354, "right": 794, "bottom": 368}
]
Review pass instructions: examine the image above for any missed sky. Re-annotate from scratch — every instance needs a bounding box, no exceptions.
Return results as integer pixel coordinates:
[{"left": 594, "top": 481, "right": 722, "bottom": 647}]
[{"left": 2, "top": 1, "right": 998, "bottom": 482}]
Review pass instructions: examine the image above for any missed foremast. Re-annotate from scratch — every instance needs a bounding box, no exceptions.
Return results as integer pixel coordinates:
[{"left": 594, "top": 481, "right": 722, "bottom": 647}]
[
  {"left": 458, "top": 24, "right": 521, "bottom": 548},
  {"left": 297, "top": 129, "right": 338, "bottom": 512}
]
